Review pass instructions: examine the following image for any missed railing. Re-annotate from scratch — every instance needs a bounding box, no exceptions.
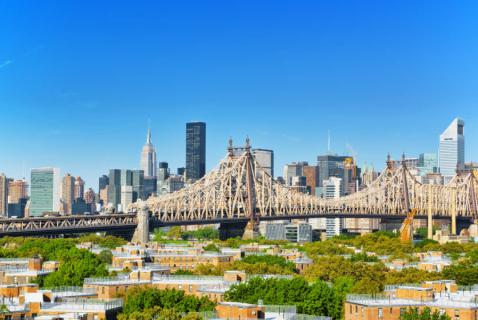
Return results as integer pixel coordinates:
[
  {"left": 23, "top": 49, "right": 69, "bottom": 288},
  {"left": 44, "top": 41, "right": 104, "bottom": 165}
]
[
  {"left": 346, "top": 293, "right": 391, "bottom": 303},
  {"left": 45, "top": 286, "right": 97, "bottom": 294},
  {"left": 153, "top": 274, "right": 224, "bottom": 281},
  {"left": 41, "top": 298, "right": 123, "bottom": 311}
]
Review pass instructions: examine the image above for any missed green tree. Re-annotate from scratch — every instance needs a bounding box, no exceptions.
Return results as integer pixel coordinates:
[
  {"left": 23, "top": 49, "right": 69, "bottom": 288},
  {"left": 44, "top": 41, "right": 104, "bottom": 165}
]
[
  {"left": 98, "top": 250, "right": 113, "bottom": 264},
  {"left": 203, "top": 244, "right": 220, "bottom": 252},
  {"left": 400, "top": 307, "right": 450, "bottom": 320}
]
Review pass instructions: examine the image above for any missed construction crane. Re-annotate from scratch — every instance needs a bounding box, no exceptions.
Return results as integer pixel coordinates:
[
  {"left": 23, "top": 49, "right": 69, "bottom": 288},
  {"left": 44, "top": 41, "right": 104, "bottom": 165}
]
[{"left": 400, "top": 208, "right": 417, "bottom": 243}]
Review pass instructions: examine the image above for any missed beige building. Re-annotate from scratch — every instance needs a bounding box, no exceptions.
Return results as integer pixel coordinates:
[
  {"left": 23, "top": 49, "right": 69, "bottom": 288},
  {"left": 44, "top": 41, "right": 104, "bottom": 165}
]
[
  {"left": 61, "top": 173, "right": 75, "bottom": 214},
  {"left": 7, "top": 179, "right": 28, "bottom": 204},
  {"left": 0, "top": 173, "right": 7, "bottom": 216},
  {"left": 345, "top": 280, "right": 478, "bottom": 320},
  {"left": 74, "top": 176, "right": 85, "bottom": 200}
]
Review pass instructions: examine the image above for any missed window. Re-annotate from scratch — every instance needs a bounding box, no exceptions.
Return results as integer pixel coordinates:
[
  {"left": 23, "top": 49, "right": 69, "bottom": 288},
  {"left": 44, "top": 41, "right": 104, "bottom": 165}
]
[
  {"left": 378, "top": 308, "right": 383, "bottom": 318},
  {"left": 455, "top": 309, "right": 460, "bottom": 320},
  {"left": 400, "top": 308, "right": 405, "bottom": 316}
]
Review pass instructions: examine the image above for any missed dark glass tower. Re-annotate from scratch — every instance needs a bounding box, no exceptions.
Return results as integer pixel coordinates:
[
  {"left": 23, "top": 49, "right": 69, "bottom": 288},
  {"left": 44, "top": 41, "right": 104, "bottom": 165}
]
[{"left": 186, "top": 122, "right": 206, "bottom": 182}]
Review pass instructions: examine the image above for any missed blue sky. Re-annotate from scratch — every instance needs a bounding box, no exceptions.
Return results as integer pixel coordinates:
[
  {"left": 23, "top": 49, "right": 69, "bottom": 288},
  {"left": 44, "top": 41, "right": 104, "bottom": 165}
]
[{"left": 1, "top": 0, "right": 477, "bottom": 189}]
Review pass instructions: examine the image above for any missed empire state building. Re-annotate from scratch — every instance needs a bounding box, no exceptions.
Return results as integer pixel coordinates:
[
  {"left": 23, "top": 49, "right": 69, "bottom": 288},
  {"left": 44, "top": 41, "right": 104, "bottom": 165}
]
[{"left": 140, "top": 128, "right": 157, "bottom": 178}]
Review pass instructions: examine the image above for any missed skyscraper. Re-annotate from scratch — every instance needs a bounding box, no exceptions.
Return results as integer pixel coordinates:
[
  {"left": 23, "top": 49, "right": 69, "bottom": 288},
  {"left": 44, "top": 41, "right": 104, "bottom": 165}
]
[
  {"left": 8, "top": 179, "right": 28, "bottom": 204},
  {"left": 439, "top": 118, "right": 465, "bottom": 183},
  {"left": 186, "top": 122, "right": 206, "bottom": 182},
  {"left": 61, "top": 174, "right": 75, "bottom": 214},
  {"left": 30, "top": 167, "right": 60, "bottom": 217},
  {"left": 140, "top": 128, "right": 157, "bottom": 178},
  {"left": 108, "top": 169, "right": 121, "bottom": 209},
  {"left": 0, "top": 173, "right": 7, "bottom": 216},
  {"left": 74, "top": 176, "right": 85, "bottom": 200},
  {"left": 233, "top": 147, "right": 274, "bottom": 177}
]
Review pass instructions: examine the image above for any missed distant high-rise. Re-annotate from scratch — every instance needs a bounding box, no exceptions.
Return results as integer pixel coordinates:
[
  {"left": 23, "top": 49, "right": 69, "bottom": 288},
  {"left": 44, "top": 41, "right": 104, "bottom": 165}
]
[
  {"left": 0, "top": 173, "right": 7, "bottom": 216},
  {"left": 140, "top": 128, "right": 157, "bottom": 178},
  {"left": 98, "top": 175, "right": 109, "bottom": 193},
  {"left": 233, "top": 148, "right": 274, "bottom": 177},
  {"left": 61, "top": 174, "right": 75, "bottom": 214},
  {"left": 30, "top": 167, "right": 60, "bottom": 217},
  {"left": 108, "top": 169, "right": 122, "bottom": 209},
  {"left": 186, "top": 122, "right": 206, "bottom": 182},
  {"left": 8, "top": 179, "right": 28, "bottom": 204},
  {"left": 439, "top": 118, "right": 465, "bottom": 182},
  {"left": 74, "top": 176, "right": 85, "bottom": 200}
]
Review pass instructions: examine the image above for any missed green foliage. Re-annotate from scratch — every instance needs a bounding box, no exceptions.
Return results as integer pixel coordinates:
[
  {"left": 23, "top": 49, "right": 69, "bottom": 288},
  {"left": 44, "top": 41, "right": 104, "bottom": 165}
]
[
  {"left": 242, "top": 255, "right": 296, "bottom": 270},
  {"left": 77, "top": 234, "right": 127, "bottom": 249},
  {"left": 120, "top": 287, "right": 215, "bottom": 319},
  {"left": 349, "top": 253, "right": 379, "bottom": 262},
  {"left": 167, "top": 227, "right": 182, "bottom": 239},
  {"left": 98, "top": 250, "right": 113, "bottom": 264},
  {"left": 42, "top": 249, "right": 108, "bottom": 287},
  {"left": 172, "top": 269, "right": 196, "bottom": 275},
  {"left": 385, "top": 268, "right": 442, "bottom": 285},
  {"left": 302, "top": 241, "right": 354, "bottom": 257},
  {"left": 400, "top": 307, "right": 450, "bottom": 320},
  {"left": 442, "top": 262, "right": 478, "bottom": 286},
  {"left": 304, "top": 256, "right": 387, "bottom": 293},
  {"left": 181, "top": 227, "right": 219, "bottom": 240},
  {"left": 224, "top": 276, "right": 352, "bottom": 319},
  {"left": 203, "top": 243, "right": 220, "bottom": 252}
]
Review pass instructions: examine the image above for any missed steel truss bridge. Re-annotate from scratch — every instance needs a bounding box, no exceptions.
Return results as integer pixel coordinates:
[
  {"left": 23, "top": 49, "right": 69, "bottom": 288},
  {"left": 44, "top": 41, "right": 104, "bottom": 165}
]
[
  {"left": 0, "top": 139, "right": 477, "bottom": 237},
  {"left": 132, "top": 139, "right": 478, "bottom": 234}
]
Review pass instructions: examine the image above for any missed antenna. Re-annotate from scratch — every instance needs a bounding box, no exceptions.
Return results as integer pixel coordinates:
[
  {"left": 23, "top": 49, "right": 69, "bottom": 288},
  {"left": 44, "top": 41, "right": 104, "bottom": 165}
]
[{"left": 327, "top": 130, "right": 331, "bottom": 154}]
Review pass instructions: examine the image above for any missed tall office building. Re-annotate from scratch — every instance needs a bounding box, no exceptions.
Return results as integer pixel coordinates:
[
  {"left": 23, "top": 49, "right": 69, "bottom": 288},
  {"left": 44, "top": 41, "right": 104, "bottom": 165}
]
[
  {"left": 186, "top": 122, "right": 206, "bottom": 182},
  {"left": 417, "top": 153, "right": 438, "bottom": 176},
  {"left": 140, "top": 128, "right": 157, "bottom": 178},
  {"left": 303, "top": 166, "right": 319, "bottom": 195},
  {"left": 323, "top": 177, "right": 343, "bottom": 238},
  {"left": 74, "top": 176, "right": 85, "bottom": 200},
  {"left": 30, "top": 167, "right": 60, "bottom": 217},
  {"left": 99, "top": 175, "right": 109, "bottom": 192},
  {"left": 233, "top": 147, "right": 274, "bottom": 177},
  {"left": 8, "top": 179, "right": 28, "bottom": 204},
  {"left": 131, "top": 170, "right": 144, "bottom": 201},
  {"left": 439, "top": 118, "right": 465, "bottom": 183},
  {"left": 0, "top": 173, "right": 7, "bottom": 216},
  {"left": 61, "top": 174, "right": 75, "bottom": 214},
  {"left": 108, "top": 169, "right": 122, "bottom": 210}
]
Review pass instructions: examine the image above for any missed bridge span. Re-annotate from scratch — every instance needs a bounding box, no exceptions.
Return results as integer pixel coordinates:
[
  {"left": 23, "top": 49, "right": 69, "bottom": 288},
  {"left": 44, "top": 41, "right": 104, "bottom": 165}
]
[{"left": 1, "top": 139, "right": 477, "bottom": 240}]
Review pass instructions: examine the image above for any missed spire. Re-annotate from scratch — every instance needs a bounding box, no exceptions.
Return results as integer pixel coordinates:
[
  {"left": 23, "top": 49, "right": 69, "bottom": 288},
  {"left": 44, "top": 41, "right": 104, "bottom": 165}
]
[{"left": 146, "top": 127, "right": 152, "bottom": 144}]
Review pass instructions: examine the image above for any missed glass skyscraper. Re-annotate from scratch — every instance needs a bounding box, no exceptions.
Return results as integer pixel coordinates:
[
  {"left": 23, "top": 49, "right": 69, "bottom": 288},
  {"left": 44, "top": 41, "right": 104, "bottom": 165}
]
[
  {"left": 439, "top": 118, "right": 465, "bottom": 182},
  {"left": 30, "top": 167, "right": 60, "bottom": 217},
  {"left": 186, "top": 122, "right": 206, "bottom": 182}
]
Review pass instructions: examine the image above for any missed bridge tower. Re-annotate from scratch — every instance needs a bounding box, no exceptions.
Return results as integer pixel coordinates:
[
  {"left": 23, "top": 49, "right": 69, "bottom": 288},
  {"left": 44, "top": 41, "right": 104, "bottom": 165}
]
[
  {"left": 242, "top": 138, "right": 259, "bottom": 240},
  {"left": 132, "top": 200, "right": 150, "bottom": 243}
]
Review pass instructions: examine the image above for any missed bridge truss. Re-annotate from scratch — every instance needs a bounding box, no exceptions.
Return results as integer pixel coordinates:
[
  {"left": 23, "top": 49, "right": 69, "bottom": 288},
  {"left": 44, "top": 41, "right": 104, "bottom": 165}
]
[{"left": 131, "top": 139, "right": 478, "bottom": 224}]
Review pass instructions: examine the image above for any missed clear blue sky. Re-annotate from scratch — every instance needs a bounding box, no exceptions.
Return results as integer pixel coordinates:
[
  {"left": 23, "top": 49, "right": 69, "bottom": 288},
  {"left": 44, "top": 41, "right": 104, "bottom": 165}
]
[{"left": 1, "top": 0, "right": 477, "bottom": 189}]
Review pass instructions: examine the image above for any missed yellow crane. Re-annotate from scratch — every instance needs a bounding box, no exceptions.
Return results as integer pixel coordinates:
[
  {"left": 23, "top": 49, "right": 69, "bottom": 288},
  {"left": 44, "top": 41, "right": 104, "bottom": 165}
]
[{"left": 400, "top": 208, "right": 417, "bottom": 243}]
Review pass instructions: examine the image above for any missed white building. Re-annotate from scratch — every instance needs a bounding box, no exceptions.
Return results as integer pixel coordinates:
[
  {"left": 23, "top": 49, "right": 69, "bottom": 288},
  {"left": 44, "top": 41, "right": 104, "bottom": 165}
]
[
  {"left": 439, "top": 118, "right": 465, "bottom": 183},
  {"left": 120, "top": 185, "right": 133, "bottom": 212},
  {"left": 140, "top": 128, "right": 157, "bottom": 178},
  {"left": 323, "top": 177, "right": 343, "bottom": 238}
]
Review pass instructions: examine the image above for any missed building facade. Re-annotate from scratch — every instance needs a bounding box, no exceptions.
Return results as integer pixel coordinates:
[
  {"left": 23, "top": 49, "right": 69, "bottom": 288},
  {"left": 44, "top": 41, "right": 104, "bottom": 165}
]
[
  {"left": 439, "top": 118, "right": 465, "bottom": 183},
  {"left": 8, "top": 179, "right": 28, "bottom": 204},
  {"left": 140, "top": 128, "right": 157, "bottom": 178},
  {"left": 186, "top": 122, "right": 206, "bottom": 182},
  {"left": 30, "top": 168, "right": 60, "bottom": 217},
  {"left": 0, "top": 173, "right": 7, "bottom": 216},
  {"left": 61, "top": 174, "right": 75, "bottom": 214}
]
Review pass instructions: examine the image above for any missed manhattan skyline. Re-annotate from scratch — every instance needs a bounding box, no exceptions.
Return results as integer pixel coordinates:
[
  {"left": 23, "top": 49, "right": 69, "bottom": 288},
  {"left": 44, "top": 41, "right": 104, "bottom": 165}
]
[{"left": 1, "top": 1, "right": 477, "bottom": 188}]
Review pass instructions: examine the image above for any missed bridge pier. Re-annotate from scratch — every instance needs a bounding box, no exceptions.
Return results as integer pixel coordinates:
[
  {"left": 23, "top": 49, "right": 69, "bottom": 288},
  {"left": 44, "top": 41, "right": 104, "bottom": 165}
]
[
  {"left": 132, "top": 201, "right": 149, "bottom": 243},
  {"left": 428, "top": 185, "right": 433, "bottom": 239},
  {"left": 219, "top": 221, "right": 249, "bottom": 240}
]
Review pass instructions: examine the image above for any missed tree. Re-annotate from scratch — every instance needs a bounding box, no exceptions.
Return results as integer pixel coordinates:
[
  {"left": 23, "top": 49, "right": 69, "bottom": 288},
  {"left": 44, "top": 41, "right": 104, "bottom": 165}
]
[
  {"left": 98, "top": 250, "right": 113, "bottom": 264},
  {"left": 400, "top": 307, "right": 450, "bottom": 320},
  {"left": 203, "top": 244, "right": 220, "bottom": 252},
  {"left": 442, "top": 262, "right": 478, "bottom": 286},
  {"left": 167, "top": 227, "right": 182, "bottom": 239},
  {"left": 121, "top": 287, "right": 215, "bottom": 317}
]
